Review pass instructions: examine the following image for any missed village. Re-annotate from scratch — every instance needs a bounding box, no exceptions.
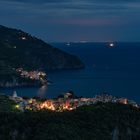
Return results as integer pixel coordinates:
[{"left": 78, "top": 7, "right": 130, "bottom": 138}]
[
  {"left": 9, "top": 91, "right": 139, "bottom": 112},
  {"left": 16, "top": 68, "right": 46, "bottom": 81}
]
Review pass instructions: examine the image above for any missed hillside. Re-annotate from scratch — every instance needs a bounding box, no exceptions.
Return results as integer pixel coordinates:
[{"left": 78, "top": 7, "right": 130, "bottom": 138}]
[
  {"left": 0, "top": 25, "right": 84, "bottom": 75},
  {"left": 0, "top": 98, "right": 140, "bottom": 140},
  {"left": 0, "top": 25, "right": 84, "bottom": 86}
]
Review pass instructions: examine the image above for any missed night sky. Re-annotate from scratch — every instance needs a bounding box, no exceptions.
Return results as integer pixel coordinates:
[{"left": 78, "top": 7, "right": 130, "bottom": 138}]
[{"left": 0, "top": 0, "right": 140, "bottom": 42}]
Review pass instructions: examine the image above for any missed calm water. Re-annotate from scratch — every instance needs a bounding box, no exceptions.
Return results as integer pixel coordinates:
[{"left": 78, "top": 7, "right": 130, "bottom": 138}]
[{"left": 1, "top": 42, "right": 140, "bottom": 103}]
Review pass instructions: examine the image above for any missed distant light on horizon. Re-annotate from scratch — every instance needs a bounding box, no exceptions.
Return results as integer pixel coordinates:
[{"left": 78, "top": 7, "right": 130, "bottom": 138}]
[{"left": 109, "top": 43, "right": 114, "bottom": 47}]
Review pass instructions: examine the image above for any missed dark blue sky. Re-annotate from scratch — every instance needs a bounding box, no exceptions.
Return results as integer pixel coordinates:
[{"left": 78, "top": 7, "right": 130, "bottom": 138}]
[{"left": 0, "top": 0, "right": 140, "bottom": 42}]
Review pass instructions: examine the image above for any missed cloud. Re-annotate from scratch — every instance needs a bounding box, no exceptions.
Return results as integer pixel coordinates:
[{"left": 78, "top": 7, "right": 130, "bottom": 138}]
[
  {"left": 0, "top": 0, "right": 140, "bottom": 25},
  {"left": 0, "top": 0, "right": 140, "bottom": 41},
  {"left": 0, "top": 0, "right": 139, "bottom": 17}
]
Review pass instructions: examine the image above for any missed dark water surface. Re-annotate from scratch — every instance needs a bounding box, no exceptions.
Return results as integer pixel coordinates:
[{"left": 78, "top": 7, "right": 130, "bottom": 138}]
[{"left": 1, "top": 42, "right": 140, "bottom": 103}]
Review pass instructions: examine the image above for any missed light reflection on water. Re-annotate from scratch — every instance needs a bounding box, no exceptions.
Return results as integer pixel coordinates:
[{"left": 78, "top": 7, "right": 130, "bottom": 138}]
[{"left": 37, "top": 85, "right": 48, "bottom": 98}]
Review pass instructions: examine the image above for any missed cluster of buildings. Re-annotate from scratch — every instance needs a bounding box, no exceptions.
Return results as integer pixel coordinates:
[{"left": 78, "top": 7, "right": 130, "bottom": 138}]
[
  {"left": 16, "top": 68, "right": 46, "bottom": 81},
  {"left": 10, "top": 92, "right": 139, "bottom": 112},
  {"left": 95, "top": 94, "right": 138, "bottom": 107}
]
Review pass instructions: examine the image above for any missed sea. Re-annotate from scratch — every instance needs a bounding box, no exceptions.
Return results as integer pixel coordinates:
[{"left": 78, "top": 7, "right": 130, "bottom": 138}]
[{"left": 1, "top": 42, "right": 140, "bottom": 103}]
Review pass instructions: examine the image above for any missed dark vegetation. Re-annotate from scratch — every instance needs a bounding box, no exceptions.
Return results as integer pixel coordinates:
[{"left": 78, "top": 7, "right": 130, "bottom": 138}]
[
  {"left": 0, "top": 25, "right": 84, "bottom": 82},
  {"left": 0, "top": 95, "right": 140, "bottom": 140},
  {"left": 0, "top": 94, "right": 17, "bottom": 112}
]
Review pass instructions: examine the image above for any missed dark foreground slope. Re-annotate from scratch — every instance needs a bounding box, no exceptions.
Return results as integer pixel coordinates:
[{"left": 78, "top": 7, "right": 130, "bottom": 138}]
[
  {"left": 0, "top": 102, "right": 140, "bottom": 140},
  {"left": 0, "top": 25, "right": 84, "bottom": 72}
]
